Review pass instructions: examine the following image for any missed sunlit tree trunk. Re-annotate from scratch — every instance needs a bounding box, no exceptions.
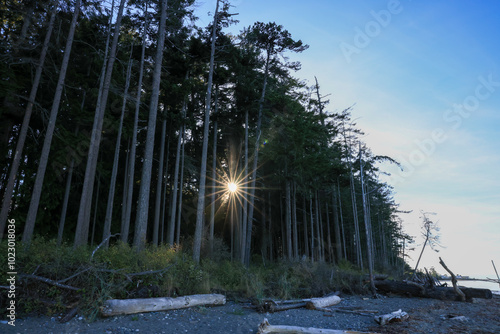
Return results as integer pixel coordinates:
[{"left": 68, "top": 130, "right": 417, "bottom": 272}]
[
  {"left": 133, "top": 0, "right": 168, "bottom": 251},
  {"left": 22, "top": 0, "right": 82, "bottom": 245},
  {"left": 0, "top": 3, "right": 57, "bottom": 239}
]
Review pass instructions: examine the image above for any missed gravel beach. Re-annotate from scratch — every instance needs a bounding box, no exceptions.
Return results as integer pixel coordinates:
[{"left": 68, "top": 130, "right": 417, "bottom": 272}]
[{"left": 3, "top": 294, "right": 499, "bottom": 334}]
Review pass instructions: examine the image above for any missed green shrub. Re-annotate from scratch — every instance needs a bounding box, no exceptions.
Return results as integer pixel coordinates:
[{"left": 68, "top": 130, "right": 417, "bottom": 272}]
[{"left": 0, "top": 238, "right": 374, "bottom": 320}]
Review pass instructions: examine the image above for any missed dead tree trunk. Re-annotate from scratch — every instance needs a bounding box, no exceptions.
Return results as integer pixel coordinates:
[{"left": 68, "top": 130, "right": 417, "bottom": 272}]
[
  {"left": 101, "top": 294, "right": 226, "bottom": 317},
  {"left": 374, "top": 280, "right": 492, "bottom": 301}
]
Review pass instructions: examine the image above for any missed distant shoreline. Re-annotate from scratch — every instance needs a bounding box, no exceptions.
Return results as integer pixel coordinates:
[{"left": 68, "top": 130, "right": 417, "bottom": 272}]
[{"left": 440, "top": 277, "right": 498, "bottom": 282}]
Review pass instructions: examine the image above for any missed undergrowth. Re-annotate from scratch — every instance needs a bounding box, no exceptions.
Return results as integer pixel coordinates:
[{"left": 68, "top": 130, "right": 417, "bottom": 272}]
[{"left": 0, "top": 237, "right": 372, "bottom": 321}]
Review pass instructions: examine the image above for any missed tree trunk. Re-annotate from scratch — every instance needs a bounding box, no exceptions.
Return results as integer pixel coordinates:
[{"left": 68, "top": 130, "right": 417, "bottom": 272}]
[
  {"left": 360, "top": 146, "right": 376, "bottom": 295},
  {"left": 268, "top": 192, "right": 273, "bottom": 261},
  {"left": 0, "top": 3, "right": 57, "bottom": 239},
  {"left": 132, "top": 0, "right": 168, "bottom": 251},
  {"left": 90, "top": 174, "right": 101, "bottom": 247},
  {"left": 244, "top": 49, "right": 272, "bottom": 266},
  {"left": 349, "top": 169, "right": 362, "bottom": 269},
  {"left": 332, "top": 187, "right": 342, "bottom": 263},
  {"left": 175, "top": 128, "right": 185, "bottom": 245},
  {"left": 374, "top": 280, "right": 492, "bottom": 301},
  {"left": 75, "top": 0, "right": 126, "bottom": 248},
  {"left": 337, "top": 181, "right": 347, "bottom": 260},
  {"left": 302, "top": 196, "right": 309, "bottom": 258},
  {"left": 209, "top": 114, "right": 217, "bottom": 256},
  {"left": 22, "top": 0, "right": 82, "bottom": 245},
  {"left": 315, "top": 194, "right": 322, "bottom": 261},
  {"left": 325, "top": 202, "right": 333, "bottom": 262},
  {"left": 57, "top": 157, "right": 74, "bottom": 246},
  {"left": 121, "top": 139, "right": 131, "bottom": 238},
  {"left": 309, "top": 197, "right": 314, "bottom": 261},
  {"left": 208, "top": 87, "right": 218, "bottom": 256},
  {"left": 169, "top": 101, "right": 186, "bottom": 245},
  {"left": 193, "top": 0, "right": 219, "bottom": 263},
  {"left": 160, "top": 135, "right": 170, "bottom": 244},
  {"left": 101, "top": 294, "right": 226, "bottom": 317},
  {"left": 152, "top": 117, "right": 167, "bottom": 246},
  {"left": 285, "top": 180, "right": 292, "bottom": 260},
  {"left": 239, "top": 109, "right": 249, "bottom": 263},
  {"left": 122, "top": 7, "right": 147, "bottom": 244},
  {"left": 103, "top": 50, "right": 133, "bottom": 247},
  {"left": 292, "top": 181, "right": 299, "bottom": 259},
  {"left": 57, "top": 122, "right": 81, "bottom": 246}
]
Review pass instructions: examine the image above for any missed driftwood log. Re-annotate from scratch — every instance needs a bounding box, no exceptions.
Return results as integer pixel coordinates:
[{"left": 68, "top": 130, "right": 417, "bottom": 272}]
[
  {"left": 306, "top": 295, "right": 341, "bottom": 310},
  {"left": 439, "top": 257, "right": 466, "bottom": 301},
  {"left": 101, "top": 294, "right": 226, "bottom": 317},
  {"left": 374, "top": 309, "right": 409, "bottom": 325},
  {"left": 257, "top": 294, "right": 341, "bottom": 313},
  {"left": 374, "top": 280, "right": 492, "bottom": 301},
  {"left": 257, "top": 318, "right": 380, "bottom": 334}
]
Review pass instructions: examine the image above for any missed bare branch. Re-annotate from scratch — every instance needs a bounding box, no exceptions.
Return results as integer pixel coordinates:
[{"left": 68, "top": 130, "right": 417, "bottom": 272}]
[
  {"left": 91, "top": 233, "right": 120, "bottom": 260},
  {"left": 19, "top": 274, "right": 80, "bottom": 291}
]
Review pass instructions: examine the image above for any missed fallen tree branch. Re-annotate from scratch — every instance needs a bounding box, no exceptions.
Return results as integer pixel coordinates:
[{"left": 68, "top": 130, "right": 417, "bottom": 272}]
[
  {"left": 258, "top": 300, "right": 307, "bottom": 313},
  {"left": 19, "top": 274, "right": 80, "bottom": 291},
  {"left": 257, "top": 318, "right": 380, "bottom": 334},
  {"left": 439, "top": 257, "right": 466, "bottom": 301},
  {"left": 57, "top": 267, "right": 92, "bottom": 284},
  {"left": 329, "top": 308, "right": 379, "bottom": 316},
  {"left": 59, "top": 307, "right": 79, "bottom": 323}
]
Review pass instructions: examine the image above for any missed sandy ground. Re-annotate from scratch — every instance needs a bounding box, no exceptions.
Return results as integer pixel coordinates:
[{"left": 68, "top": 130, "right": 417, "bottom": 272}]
[{"left": 2, "top": 294, "right": 499, "bottom": 333}]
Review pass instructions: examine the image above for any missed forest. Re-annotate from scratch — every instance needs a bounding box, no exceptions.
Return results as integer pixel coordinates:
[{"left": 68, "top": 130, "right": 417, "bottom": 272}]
[{"left": 0, "top": 0, "right": 413, "bottom": 286}]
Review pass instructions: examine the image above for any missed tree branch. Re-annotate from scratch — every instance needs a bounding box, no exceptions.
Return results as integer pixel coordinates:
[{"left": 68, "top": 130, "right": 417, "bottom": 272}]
[
  {"left": 19, "top": 274, "right": 80, "bottom": 291},
  {"left": 439, "top": 257, "right": 466, "bottom": 301}
]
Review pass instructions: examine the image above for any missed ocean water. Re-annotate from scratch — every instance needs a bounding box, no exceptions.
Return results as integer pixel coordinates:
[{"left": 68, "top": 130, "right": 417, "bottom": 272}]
[{"left": 442, "top": 279, "right": 500, "bottom": 295}]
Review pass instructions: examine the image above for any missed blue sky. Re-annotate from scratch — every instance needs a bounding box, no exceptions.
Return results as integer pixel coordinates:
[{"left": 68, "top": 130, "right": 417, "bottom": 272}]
[{"left": 194, "top": 0, "right": 500, "bottom": 278}]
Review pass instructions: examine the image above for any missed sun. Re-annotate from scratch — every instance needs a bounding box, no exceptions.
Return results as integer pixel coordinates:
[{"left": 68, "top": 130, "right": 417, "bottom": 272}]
[{"left": 227, "top": 182, "right": 238, "bottom": 193}]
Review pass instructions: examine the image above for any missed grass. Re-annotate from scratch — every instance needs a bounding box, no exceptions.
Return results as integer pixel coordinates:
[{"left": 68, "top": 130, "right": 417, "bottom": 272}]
[{"left": 0, "top": 237, "right": 372, "bottom": 321}]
